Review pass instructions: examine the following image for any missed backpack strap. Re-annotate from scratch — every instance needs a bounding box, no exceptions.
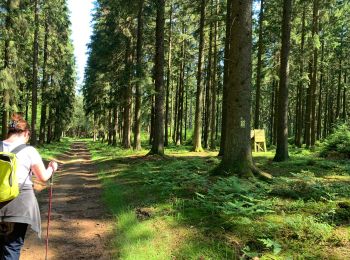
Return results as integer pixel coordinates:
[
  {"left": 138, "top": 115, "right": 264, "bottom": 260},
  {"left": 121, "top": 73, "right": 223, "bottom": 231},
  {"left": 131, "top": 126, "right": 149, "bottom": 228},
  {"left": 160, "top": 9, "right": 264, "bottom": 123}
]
[
  {"left": 10, "top": 144, "right": 32, "bottom": 189},
  {"left": 10, "top": 144, "right": 29, "bottom": 155}
]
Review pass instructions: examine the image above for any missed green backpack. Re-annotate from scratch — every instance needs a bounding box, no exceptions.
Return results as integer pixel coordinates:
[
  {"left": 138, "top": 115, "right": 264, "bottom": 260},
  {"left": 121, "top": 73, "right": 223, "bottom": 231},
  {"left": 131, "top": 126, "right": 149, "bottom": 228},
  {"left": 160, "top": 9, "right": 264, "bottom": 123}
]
[{"left": 0, "top": 142, "right": 29, "bottom": 203}]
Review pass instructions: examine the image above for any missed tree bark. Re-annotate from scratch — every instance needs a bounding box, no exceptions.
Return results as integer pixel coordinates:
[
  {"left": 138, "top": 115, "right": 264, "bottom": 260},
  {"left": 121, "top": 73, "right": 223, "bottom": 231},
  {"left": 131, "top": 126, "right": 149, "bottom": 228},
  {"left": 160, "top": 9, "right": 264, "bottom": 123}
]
[
  {"left": 336, "top": 57, "right": 342, "bottom": 120},
  {"left": 31, "top": 0, "right": 40, "bottom": 146},
  {"left": 342, "top": 71, "right": 347, "bottom": 121},
  {"left": 273, "top": 0, "right": 292, "bottom": 162},
  {"left": 204, "top": 15, "right": 213, "bottom": 149},
  {"left": 122, "top": 38, "right": 132, "bottom": 149},
  {"left": 317, "top": 39, "right": 324, "bottom": 140},
  {"left": 176, "top": 33, "right": 185, "bottom": 145},
  {"left": 193, "top": 0, "right": 206, "bottom": 152},
  {"left": 218, "top": 0, "right": 271, "bottom": 180},
  {"left": 165, "top": 1, "right": 173, "bottom": 147},
  {"left": 149, "top": 0, "right": 165, "bottom": 155},
  {"left": 254, "top": 0, "right": 265, "bottom": 130},
  {"left": 269, "top": 80, "right": 276, "bottom": 144},
  {"left": 210, "top": 1, "right": 218, "bottom": 150},
  {"left": 2, "top": 0, "right": 11, "bottom": 140},
  {"left": 173, "top": 81, "right": 178, "bottom": 143},
  {"left": 310, "top": 0, "right": 319, "bottom": 147},
  {"left": 112, "top": 107, "right": 118, "bottom": 146},
  {"left": 304, "top": 63, "right": 312, "bottom": 147},
  {"left": 46, "top": 107, "right": 53, "bottom": 144},
  {"left": 295, "top": 8, "right": 306, "bottom": 147},
  {"left": 273, "top": 78, "right": 279, "bottom": 145},
  {"left": 133, "top": 0, "right": 144, "bottom": 150},
  {"left": 218, "top": 0, "right": 232, "bottom": 156},
  {"left": 39, "top": 18, "right": 49, "bottom": 144},
  {"left": 184, "top": 70, "right": 189, "bottom": 141},
  {"left": 323, "top": 81, "right": 329, "bottom": 138}
]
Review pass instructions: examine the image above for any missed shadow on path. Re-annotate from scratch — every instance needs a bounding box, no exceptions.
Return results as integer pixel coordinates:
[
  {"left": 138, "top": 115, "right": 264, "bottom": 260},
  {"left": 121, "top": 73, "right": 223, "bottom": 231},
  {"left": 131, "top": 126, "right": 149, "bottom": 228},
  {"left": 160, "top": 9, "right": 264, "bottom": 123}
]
[{"left": 20, "top": 142, "right": 114, "bottom": 260}]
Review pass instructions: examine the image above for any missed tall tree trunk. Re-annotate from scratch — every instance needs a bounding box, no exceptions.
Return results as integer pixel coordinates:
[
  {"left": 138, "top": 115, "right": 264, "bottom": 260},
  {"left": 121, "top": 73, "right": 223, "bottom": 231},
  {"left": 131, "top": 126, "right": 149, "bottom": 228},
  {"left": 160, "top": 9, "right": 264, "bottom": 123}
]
[
  {"left": 31, "top": 0, "right": 40, "bottom": 146},
  {"left": 219, "top": 0, "right": 270, "bottom": 180},
  {"left": 215, "top": 78, "right": 221, "bottom": 141},
  {"left": 336, "top": 59, "right": 342, "bottom": 120},
  {"left": 2, "top": 84, "right": 9, "bottom": 141},
  {"left": 25, "top": 80, "right": 30, "bottom": 121},
  {"left": 165, "top": 1, "right": 173, "bottom": 147},
  {"left": 310, "top": 0, "right": 319, "bottom": 147},
  {"left": 133, "top": 0, "right": 144, "bottom": 150},
  {"left": 2, "top": 0, "right": 11, "bottom": 140},
  {"left": 39, "top": 19, "right": 49, "bottom": 144},
  {"left": 149, "top": 0, "right": 165, "bottom": 155},
  {"left": 295, "top": 8, "right": 306, "bottom": 147},
  {"left": 317, "top": 39, "right": 324, "bottom": 140},
  {"left": 219, "top": 0, "right": 232, "bottom": 156},
  {"left": 273, "top": 0, "right": 292, "bottom": 162},
  {"left": 53, "top": 109, "right": 61, "bottom": 142},
  {"left": 342, "top": 71, "right": 347, "bottom": 121},
  {"left": 108, "top": 109, "right": 113, "bottom": 145},
  {"left": 335, "top": 33, "right": 343, "bottom": 120},
  {"left": 328, "top": 86, "right": 335, "bottom": 133},
  {"left": 273, "top": 79, "right": 279, "bottom": 145},
  {"left": 254, "top": 0, "right": 265, "bottom": 129},
  {"left": 46, "top": 107, "right": 54, "bottom": 144},
  {"left": 176, "top": 35, "right": 185, "bottom": 145},
  {"left": 2, "top": 92, "right": 9, "bottom": 140},
  {"left": 170, "top": 61, "right": 176, "bottom": 142},
  {"left": 173, "top": 81, "right": 178, "bottom": 143},
  {"left": 323, "top": 80, "right": 329, "bottom": 138},
  {"left": 304, "top": 62, "right": 314, "bottom": 147},
  {"left": 193, "top": 0, "right": 206, "bottom": 152},
  {"left": 184, "top": 70, "right": 189, "bottom": 140},
  {"left": 122, "top": 38, "right": 132, "bottom": 149},
  {"left": 204, "top": 15, "right": 213, "bottom": 149},
  {"left": 112, "top": 107, "right": 118, "bottom": 146},
  {"left": 210, "top": 1, "right": 218, "bottom": 149},
  {"left": 189, "top": 93, "right": 193, "bottom": 131},
  {"left": 269, "top": 80, "right": 276, "bottom": 144}
]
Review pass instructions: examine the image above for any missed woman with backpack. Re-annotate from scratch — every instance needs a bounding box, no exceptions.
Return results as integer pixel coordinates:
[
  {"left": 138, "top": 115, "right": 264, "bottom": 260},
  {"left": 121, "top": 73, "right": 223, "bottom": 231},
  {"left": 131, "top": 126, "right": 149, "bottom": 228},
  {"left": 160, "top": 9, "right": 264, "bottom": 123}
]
[{"left": 0, "top": 113, "right": 58, "bottom": 260}]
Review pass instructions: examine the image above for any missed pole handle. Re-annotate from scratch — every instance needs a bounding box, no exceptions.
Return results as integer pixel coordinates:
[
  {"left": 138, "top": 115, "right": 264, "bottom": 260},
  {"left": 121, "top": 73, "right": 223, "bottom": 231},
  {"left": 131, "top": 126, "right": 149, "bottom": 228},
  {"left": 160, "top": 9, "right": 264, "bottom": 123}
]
[{"left": 49, "top": 175, "right": 54, "bottom": 185}]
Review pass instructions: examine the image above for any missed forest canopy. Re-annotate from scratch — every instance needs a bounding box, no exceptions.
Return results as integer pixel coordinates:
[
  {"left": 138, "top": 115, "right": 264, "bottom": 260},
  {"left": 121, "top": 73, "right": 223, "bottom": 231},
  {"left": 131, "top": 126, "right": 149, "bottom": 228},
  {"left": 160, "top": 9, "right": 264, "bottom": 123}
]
[
  {"left": 1, "top": 0, "right": 350, "bottom": 173},
  {"left": 82, "top": 0, "right": 350, "bottom": 174}
]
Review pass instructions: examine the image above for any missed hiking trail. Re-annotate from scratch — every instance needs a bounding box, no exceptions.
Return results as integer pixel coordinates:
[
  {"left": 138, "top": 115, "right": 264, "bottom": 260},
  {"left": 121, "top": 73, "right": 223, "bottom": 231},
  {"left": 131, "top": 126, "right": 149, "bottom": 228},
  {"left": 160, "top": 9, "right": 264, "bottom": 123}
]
[{"left": 20, "top": 142, "right": 114, "bottom": 260}]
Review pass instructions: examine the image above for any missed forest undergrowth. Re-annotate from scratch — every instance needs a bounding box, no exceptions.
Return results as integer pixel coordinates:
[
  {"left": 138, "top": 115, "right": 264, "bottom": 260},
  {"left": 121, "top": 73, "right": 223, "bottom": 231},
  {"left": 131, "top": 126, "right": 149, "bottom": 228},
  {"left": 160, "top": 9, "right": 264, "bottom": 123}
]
[
  {"left": 36, "top": 137, "right": 73, "bottom": 160},
  {"left": 87, "top": 140, "right": 350, "bottom": 259}
]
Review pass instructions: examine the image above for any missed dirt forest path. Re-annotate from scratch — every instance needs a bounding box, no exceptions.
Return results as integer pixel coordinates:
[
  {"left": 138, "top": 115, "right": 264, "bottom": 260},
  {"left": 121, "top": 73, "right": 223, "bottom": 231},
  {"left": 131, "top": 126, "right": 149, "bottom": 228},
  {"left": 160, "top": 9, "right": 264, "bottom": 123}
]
[{"left": 20, "top": 142, "right": 114, "bottom": 260}]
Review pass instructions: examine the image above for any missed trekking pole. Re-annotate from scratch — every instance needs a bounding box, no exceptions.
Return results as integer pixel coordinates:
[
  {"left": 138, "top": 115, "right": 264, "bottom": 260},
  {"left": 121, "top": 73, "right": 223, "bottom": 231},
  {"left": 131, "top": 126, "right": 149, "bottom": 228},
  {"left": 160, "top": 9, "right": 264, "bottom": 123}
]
[{"left": 45, "top": 174, "right": 54, "bottom": 260}]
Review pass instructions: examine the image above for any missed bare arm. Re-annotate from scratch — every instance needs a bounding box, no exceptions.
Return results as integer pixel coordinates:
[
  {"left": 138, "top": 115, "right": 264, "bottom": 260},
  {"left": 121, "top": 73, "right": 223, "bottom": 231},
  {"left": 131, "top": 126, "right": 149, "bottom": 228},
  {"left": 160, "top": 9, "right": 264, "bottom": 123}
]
[{"left": 32, "top": 161, "right": 58, "bottom": 182}]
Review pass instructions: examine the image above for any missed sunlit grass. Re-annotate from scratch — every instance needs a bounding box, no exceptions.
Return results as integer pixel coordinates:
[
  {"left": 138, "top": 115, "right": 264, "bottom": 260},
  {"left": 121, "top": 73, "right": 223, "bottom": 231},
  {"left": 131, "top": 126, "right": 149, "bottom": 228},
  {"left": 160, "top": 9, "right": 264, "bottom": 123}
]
[
  {"left": 86, "top": 138, "right": 350, "bottom": 259},
  {"left": 36, "top": 137, "right": 73, "bottom": 161}
]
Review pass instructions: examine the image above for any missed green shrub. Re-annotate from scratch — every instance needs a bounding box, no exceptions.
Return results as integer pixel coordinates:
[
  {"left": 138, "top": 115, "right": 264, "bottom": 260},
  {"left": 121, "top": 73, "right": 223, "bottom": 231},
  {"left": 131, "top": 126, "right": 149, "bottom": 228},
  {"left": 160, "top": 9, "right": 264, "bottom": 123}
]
[
  {"left": 196, "top": 177, "right": 274, "bottom": 218},
  {"left": 320, "top": 124, "right": 350, "bottom": 158},
  {"left": 334, "top": 201, "right": 350, "bottom": 225},
  {"left": 282, "top": 215, "right": 333, "bottom": 243},
  {"left": 270, "top": 171, "right": 336, "bottom": 201}
]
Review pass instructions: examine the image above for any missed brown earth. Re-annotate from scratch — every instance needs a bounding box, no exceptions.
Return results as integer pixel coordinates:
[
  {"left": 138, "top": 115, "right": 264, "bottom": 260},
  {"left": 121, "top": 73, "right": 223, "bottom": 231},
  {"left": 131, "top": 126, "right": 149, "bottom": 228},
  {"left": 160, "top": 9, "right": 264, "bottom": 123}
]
[{"left": 20, "top": 142, "right": 114, "bottom": 260}]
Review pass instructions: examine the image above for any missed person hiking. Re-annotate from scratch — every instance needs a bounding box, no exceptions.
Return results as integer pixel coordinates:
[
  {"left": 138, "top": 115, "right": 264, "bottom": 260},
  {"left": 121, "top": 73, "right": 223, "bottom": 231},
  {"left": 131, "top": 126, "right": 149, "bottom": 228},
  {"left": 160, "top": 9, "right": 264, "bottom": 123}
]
[{"left": 0, "top": 113, "right": 58, "bottom": 260}]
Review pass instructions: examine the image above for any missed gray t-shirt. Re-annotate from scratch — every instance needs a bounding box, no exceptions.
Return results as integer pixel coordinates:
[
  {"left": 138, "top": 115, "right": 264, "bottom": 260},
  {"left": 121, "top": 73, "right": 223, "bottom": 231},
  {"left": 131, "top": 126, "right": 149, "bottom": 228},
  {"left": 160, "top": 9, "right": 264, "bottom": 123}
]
[
  {"left": 0, "top": 141, "right": 43, "bottom": 237},
  {"left": 2, "top": 140, "right": 43, "bottom": 185}
]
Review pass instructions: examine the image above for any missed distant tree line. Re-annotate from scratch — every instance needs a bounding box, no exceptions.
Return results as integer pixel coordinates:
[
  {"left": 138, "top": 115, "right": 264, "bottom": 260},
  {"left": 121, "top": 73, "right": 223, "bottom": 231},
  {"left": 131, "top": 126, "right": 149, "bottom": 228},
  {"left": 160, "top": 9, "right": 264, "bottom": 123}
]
[
  {"left": 83, "top": 0, "right": 350, "bottom": 176},
  {"left": 0, "top": 0, "right": 76, "bottom": 145}
]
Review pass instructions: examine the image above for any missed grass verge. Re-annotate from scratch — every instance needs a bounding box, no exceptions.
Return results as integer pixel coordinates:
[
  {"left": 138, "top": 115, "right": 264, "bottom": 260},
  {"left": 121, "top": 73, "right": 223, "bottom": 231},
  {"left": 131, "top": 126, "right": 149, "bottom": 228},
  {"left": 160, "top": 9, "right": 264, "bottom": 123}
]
[
  {"left": 36, "top": 137, "right": 73, "bottom": 161},
  {"left": 87, "top": 140, "right": 350, "bottom": 259}
]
